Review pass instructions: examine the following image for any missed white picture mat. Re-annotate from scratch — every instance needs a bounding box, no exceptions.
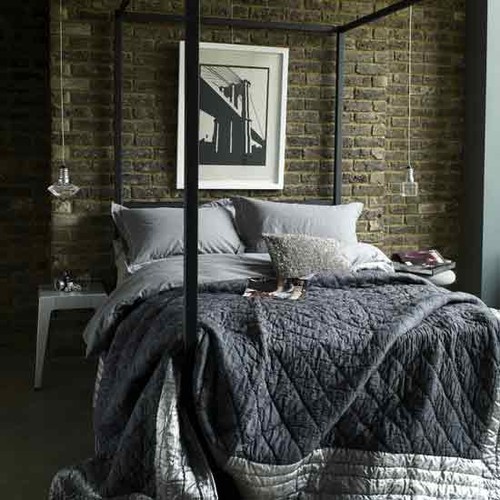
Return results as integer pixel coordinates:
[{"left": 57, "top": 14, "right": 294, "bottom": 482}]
[{"left": 177, "top": 42, "right": 289, "bottom": 190}]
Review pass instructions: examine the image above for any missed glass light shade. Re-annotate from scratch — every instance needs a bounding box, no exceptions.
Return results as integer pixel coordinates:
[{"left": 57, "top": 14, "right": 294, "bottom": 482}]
[
  {"left": 48, "top": 165, "right": 80, "bottom": 199},
  {"left": 401, "top": 165, "right": 418, "bottom": 197}
]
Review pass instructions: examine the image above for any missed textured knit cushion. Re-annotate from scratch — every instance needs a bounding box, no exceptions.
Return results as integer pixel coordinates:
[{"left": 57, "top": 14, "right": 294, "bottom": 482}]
[
  {"left": 232, "top": 197, "right": 363, "bottom": 252},
  {"left": 263, "top": 233, "right": 351, "bottom": 279},
  {"left": 112, "top": 202, "right": 243, "bottom": 271}
]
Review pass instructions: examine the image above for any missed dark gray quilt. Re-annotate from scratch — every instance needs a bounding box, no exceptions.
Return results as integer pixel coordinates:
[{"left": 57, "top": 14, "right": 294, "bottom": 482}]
[{"left": 50, "top": 271, "right": 500, "bottom": 499}]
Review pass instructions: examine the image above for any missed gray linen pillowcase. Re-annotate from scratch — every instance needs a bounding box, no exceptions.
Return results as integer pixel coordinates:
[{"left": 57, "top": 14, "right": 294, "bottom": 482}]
[
  {"left": 112, "top": 202, "right": 243, "bottom": 270},
  {"left": 232, "top": 197, "right": 363, "bottom": 252},
  {"left": 263, "top": 233, "right": 351, "bottom": 278}
]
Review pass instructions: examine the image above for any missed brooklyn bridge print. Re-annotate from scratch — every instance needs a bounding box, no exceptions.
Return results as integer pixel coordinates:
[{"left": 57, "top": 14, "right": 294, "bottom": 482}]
[{"left": 199, "top": 64, "right": 269, "bottom": 166}]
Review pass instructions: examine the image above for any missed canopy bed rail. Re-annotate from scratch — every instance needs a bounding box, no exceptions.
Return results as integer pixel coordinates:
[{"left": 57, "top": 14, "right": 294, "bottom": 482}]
[{"left": 112, "top": 0, "right": 427, "bottom": 351}]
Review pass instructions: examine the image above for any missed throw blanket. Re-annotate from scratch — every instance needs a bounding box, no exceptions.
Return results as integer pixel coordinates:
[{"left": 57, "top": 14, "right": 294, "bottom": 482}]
[{"left": 50, "top": 271, "right": 500, "bottom": 499}]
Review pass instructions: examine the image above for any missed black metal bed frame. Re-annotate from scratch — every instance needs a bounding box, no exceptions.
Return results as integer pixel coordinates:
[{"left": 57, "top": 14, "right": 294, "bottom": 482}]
[{"left": 113, "top": 0, "right": 425, "bottom": 350}]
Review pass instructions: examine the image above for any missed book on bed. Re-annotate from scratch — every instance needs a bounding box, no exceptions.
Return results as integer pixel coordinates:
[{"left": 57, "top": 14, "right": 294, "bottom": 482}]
[
  {"left": 243, "top": 278, "right": 307, "bottom": 300},
  {"left": 391, "top": 249, "right": 456, "bottom": 276}
]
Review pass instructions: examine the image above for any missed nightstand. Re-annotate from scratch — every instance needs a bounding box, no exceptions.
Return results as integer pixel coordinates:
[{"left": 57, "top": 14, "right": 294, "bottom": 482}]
[{"left": 34, "top": 282, "right": 107, "bottom": 389}]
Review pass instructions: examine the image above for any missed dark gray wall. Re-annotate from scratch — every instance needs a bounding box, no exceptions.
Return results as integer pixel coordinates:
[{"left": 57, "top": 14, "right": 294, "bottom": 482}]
[
  {"left": 0, "top": 0, "right": 51, "bottom": 342},
  {"left": 482, "top": 0, "right": 500, "bottom": 305},
  {"left": 461, "top": 0, "right": 500, "bottom": 307}
]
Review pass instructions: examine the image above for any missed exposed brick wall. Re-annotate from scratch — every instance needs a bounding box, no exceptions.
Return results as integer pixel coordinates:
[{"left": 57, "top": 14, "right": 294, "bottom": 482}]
[
  {"left": 383, "top": 5, "right": 465, "bottom": 255},
  {"left": 49, "top": 0, "right": 465, "bottom": 286},
  {"left": 0, "top": 0, "right": 51, "bottom": 341}
]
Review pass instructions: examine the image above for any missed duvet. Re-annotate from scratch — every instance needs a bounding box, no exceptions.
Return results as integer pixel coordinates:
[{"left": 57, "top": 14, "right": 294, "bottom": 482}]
[{"left": 50, "top": 253, "right": 500, "bottom": 499}]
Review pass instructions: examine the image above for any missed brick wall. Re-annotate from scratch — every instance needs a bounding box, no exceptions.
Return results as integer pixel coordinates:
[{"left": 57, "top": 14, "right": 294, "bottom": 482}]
[
  {"left": 0, "top": 0, "right": 51, "bottom": 341},
  {"left": 49, "top": 0, "right": 465, "bottom": 286}
]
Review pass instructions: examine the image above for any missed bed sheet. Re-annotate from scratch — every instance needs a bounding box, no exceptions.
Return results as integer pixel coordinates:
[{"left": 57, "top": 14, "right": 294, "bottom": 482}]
[{"left": 92, "top": 245, "right": 393, "bottom": 353}]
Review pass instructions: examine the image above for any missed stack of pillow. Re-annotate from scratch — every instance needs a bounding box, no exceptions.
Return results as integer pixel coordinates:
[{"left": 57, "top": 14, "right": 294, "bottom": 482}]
[
  {"left": 231, "top": 197, "right": 362, "bottom": 278},
  {"left": 112, "top": 197, "right": 388, "bottom": 281},
  {"left": 112, "top": 199, "right": 243, "bottom": 274}
]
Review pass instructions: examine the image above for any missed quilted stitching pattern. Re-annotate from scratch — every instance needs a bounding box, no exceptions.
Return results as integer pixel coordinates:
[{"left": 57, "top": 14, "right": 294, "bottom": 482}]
[
  {"left": 50, "top": 271, "right": 500, "bottom": 499},
  {"left": 193, "top": 273, "right": 500, "bottom": 466}
]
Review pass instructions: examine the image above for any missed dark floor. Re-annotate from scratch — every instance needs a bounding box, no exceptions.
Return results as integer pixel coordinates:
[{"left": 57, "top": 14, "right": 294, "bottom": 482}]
[{"left": 0, "top": 332, "right": 96, "bottom": 499}]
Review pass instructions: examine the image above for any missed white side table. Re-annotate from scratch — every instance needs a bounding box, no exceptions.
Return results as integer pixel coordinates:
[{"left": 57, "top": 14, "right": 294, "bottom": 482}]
[{"left": 34, "top": 282, "right": 107, "bottom": 389}]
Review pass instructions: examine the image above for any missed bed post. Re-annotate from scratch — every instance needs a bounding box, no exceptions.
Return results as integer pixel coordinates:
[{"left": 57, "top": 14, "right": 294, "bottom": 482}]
[
  {"left": 333, "top": 31, "right": 345, "bottom": 206},
  {"left": 184, "top": 0, "right": 200, "bottom": 351},
  {"left": 113, "top": 9, "right": 124, "bottom": 205}
]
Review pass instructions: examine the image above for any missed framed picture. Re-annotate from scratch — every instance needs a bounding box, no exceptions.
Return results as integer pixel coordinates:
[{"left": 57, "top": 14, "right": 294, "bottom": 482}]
[{"left": 176, "top": 42, "right": 289, "bottom": 190}]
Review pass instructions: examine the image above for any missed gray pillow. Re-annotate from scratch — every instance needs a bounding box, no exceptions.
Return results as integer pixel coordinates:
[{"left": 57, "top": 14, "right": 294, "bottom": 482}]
[
  {"left": 112, "top": 202, "right": 243, "bottom": 270},
  {"left": 263, "top": 233, "right": 351, "bottom": 278},
  {"left": 232, "top": 197, "right": 363, "bottom": 252}
]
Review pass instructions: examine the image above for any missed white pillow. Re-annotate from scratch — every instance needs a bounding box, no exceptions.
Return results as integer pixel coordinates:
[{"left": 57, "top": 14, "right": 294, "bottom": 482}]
[{"left": 342, "top": 242, "right": 393, "bottom": 273}]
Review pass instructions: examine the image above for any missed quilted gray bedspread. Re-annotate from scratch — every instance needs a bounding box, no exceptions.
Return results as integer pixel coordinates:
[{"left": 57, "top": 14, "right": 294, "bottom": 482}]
[{"left": 50, "top": 266, "right": 500, "bottom": 499}]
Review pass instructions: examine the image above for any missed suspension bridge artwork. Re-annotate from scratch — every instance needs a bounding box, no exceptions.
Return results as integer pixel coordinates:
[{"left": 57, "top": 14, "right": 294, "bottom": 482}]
[
  {"left": 199, "top": 64, "right": 269, "bottom": 166},
  {"left": 177, "top": 42, "right": 289, "bottom": 190}
]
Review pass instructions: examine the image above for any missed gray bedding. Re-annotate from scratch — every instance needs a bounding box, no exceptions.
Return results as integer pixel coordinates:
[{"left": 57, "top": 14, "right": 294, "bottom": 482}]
[
  {"left": 87, "top": 248, "right": 392, "bottom": 354},
  {"left": 50, "top": 254, "right": 500, "bottom": 499}
]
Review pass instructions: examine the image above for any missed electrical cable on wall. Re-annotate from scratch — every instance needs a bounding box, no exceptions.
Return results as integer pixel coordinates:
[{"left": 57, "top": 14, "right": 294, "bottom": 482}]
[
  {"left": 401, "top": 5, "right": 418, "bottom": 197},
  {"left": 48, "top": 0, "right": 80, "bottom": 199}
]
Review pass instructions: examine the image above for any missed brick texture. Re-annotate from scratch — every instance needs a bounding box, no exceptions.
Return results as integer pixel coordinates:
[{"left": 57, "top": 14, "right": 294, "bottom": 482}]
[
  {"left": 49, "top": 0, "right": 465, "bottom": 285},
  {"left": 0, "top": 1, "right": 51, "bottom": 340}
]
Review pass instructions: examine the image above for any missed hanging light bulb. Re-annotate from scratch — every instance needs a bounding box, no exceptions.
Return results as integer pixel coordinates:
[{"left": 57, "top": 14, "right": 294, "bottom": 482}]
[
  {"left": 401, "top": 5, "right": 418, "bottom": 198},
  {"left": 48, "top": 0, "right": 79, "bottom": 200},
  {"left": 401, "top": 165, "right": 418, "bottom": 197},
  {"left": 48, "top": 165, "right": 80, "bottom": 198}
]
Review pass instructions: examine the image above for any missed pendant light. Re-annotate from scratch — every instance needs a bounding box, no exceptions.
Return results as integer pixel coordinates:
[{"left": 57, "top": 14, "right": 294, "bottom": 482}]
[
  {"left": 401, "top": 5, "right": 418, "bottom": 198},
  {"left": 48, "top": 0, "right": 80, "bottom": 199}
]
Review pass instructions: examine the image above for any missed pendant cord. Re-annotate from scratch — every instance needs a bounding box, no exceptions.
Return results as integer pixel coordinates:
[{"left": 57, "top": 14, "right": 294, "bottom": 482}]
[
  {"left": 408, "top": 5, "right": 412, "bottom": 167},
  {"left": 59, "top": 0, "right": 65, "bottom": 164}
]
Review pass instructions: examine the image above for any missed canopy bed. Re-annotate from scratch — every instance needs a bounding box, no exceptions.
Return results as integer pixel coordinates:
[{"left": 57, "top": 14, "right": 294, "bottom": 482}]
[{"left": 49, "top": 1, "right": 500, "bottom": 499}]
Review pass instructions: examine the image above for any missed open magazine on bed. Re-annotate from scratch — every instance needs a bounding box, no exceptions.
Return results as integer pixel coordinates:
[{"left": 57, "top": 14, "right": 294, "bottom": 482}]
[{"left": 243, "top": 277, "right": 307, "bottom": 300}]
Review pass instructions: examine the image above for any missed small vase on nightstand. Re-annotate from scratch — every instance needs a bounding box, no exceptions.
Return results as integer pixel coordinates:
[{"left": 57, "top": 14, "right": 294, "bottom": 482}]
[{"left": 53, "top": 270, "right": 82, "bottom": 293}]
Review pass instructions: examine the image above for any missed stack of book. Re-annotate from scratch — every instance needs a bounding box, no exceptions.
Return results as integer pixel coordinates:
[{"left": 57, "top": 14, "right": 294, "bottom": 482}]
[{"left": 391, "top": 249, "right": 455, "bottom": 276}]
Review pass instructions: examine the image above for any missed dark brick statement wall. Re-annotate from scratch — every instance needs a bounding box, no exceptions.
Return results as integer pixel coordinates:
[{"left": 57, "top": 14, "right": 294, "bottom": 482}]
[
  {"left": 0, "top": 1, "right": 51, "bottom": 340},
  {"left": 2, "top": 0, "right": 466, "bottom": 338},
  {"left": 49, "top": 0, "right": 465, "bottom": 284}
]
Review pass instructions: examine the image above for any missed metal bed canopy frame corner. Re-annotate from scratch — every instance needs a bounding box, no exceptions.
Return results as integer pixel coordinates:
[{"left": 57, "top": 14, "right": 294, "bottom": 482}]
[{"left": 113, "top": 0, "right": 425, "bottom": 350}]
